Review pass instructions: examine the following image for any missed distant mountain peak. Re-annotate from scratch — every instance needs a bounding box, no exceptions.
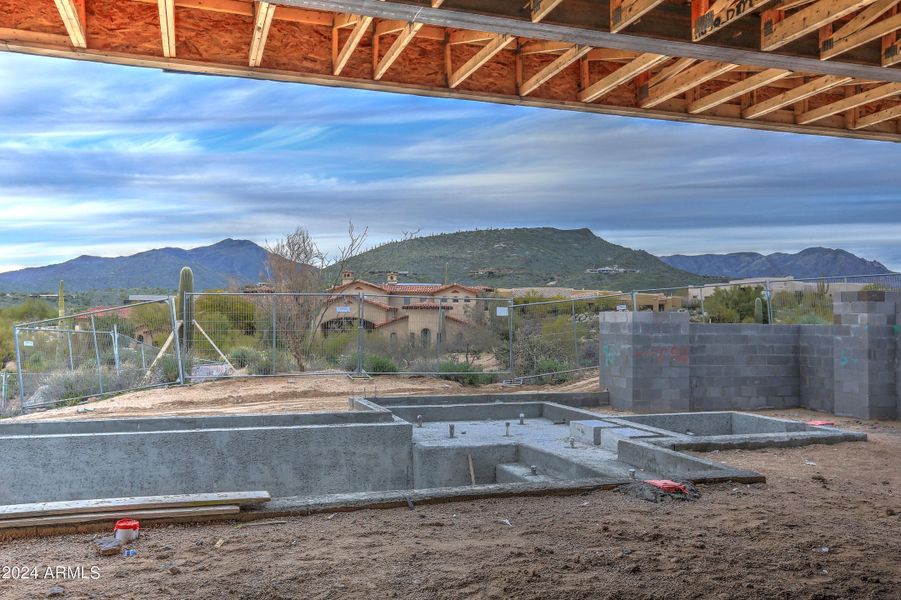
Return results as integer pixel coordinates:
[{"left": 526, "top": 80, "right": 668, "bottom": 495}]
[{"left": 660, "top": 247, "right": 890, "bottom": 279}]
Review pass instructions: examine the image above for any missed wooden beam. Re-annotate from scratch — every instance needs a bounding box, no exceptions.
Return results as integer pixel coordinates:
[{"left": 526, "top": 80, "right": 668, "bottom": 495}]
[
  {"left": 743, "top": 74, "right": 852, "bottom": 118},
  {"left": 0, "top": 506, "right": 241, "bottom": 529},
  {"left": 853, "top": 102, "right": 901, "bottom": 127},
  {"left": 374, "top": 21, "right": 423, "bottom": 79},
  {"left": 375, "top": 19, "right": 407, "bottom": 36},
  {"left": 448, "top": 34, "right": 515, "bottom": 88},
  {"left": 579, "top": 52, "right": 669, "bottom": 103},
  {"left": 761, "top": 0, "right": 880, "bottom": 51},
  {"left": 692, "top": 0, "right": 779, "bottom": 41},
  {"left": 648, "top": 57, "right": 696, "bottom": 87},
  {"left": 0, "top": 28, "right": 71, "bottom": 47},
  {"left": 53, "top": 0, "right": 86, "bottom": 48},
  {"left": 610, "top": 0, "right": 668, "bottom": 33},
  {"left": 797, "top": 82, "right": 901, "bottom": 123},
  {"left": 884, "top": 29, "right": 901, "bottom": 65},
  {"left": 520, "top": 40, "right": 573, "bottom": 55},
  {"left": 334, "top": 13, "right": 360, "bottom": 29},
  {"left": 688, "top": 68, "right": 792, "bottom": 113},
  {"left": 585, "top": 48, "right": 640, "bottom": 61},
  {"left": 822, "top": 10, "right": 901, "bottom": 59},
  {"left": 448, "top": 30, "right": 496, "bottom": 45},
  {"left": 157, "top": 0, "right": 176, "bottom": 58},
  {"left": 532, "top": 0, "right": 565, "bottom": 22},
  {"left": 520, "top": 44, "right": 591, "bottom": 95},
  {"left": 133, "top": 0, "right": 334, "bottom": 26},
  {"left": 333, "top": 14, "right": 372, "bottom": 75},
  {"left": 641, "top": 61, "right": 736, "bottom": 108},
  {"left": 249, "top": 1, "right": 276, "bottom": 67}
]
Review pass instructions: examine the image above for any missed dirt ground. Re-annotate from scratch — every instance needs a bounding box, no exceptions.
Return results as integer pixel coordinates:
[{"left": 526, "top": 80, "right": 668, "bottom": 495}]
[
  {"left": 7, "top": 373, "right": 601, "bottom": 421},
  {"left": 0, "top": 406, "right": 898, "bottom": 599}
]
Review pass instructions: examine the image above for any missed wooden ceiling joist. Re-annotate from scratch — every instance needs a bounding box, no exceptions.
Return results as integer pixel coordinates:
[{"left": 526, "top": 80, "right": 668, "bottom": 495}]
[
  {"left": 687, "top": 68, "right": 792, "bottom": 113},
  {"left": 692, "top": 0, "right": 779, "bottom": 41},
  {"left": 743, "top": 74, "right": 852, "bottom": 118},
  {"left": 520, "top": 44, "right": 591, "bottom": 95},
  {"left": 374, "top": 21, "right": 422, "bottom": 79},
  {"left": 531, "top": 0, "right": 566, "bottom": 23},
  {"left": 579, "top": 52, "right": 669, "bottom": 103},
  {"left": 333, "top": 14, "right": 372, "bottom": 75},
  {"left": 796, "top": 82, "right": 901, "bottom": 122},
  {"left": 53, "top": 0, "right": 86, "bottom": 48},
  {"left": 249, "top": 1, "right": 276, "bottom": 67},
  {"left": 157, "top": 0, "right": 176, "bottom": 58},
  {"left": 648, "top": 57, "right": 697, "bottom": 87},
  {"left": 852, "top": 102, "right": 901, "bottom": 127},
  {"left": 641, "top": 60, "right": 736, "bottom": 108},
  {"left": 610, "top": 0, "right": 668, "bottom": 33},
  {"left": 761, "top": 0, "right": 880, "bottom": 51},
  {"left": 448, "top": 30, "right": 496, "bottom": 45},
  {"left": 885, "top": 31, "right": 901, "bottom": 65},
  {"left": 520, "top": 40, "right": 573, "bottom": 55},
  {"left": 133, "top": 0, "right": 333, "bottom": 27},
  {"left": 821, "top": 6, "right": 901, "bottom": 59},
  {"left": 448, "top": 34, "right": 515, "bottom": 88},
  {"left": 0, "top": 27, "right": 71, "bottom": 47}
]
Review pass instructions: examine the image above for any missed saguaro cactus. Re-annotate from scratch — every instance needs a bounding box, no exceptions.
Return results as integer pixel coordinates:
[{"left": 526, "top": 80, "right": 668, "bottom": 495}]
[
  {"left": 58, "top": 280, "right": 65, "bottom": 318},
  {"left": 754, "top": 296, "right": 764, "bottom": 324},
  {"left": 177, "top": 267, "right": 195, "bottom": 352}
]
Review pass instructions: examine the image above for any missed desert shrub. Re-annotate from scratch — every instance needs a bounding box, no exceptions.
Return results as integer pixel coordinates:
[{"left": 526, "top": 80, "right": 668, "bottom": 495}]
[
  {"left": 535, "top": 358, "right": 572, "bottom": 384},
  {"left": 797, "top": 314, "right": 830, "bottom": 325},
  {"left": 25, "top": 351, "right": 47, "bottom": 372},
  {"left": 36, "top": 368, "right": 100, "bottom": 403},
  {"left": 229, "top": 346, "right": 262, "bottom": 369},
  {"left": 246, "top": 351, "right": 294, "bottom": 375},
  {"left": 438, "top": 360, "right": 494, "bottom": 385},
  {"left": 318, "top": 332, "right": 356, "bottom": 363},
  {"left": 364, "top": 354, "right": 398, "bottom": 374},
  {"left": 152, "top": 354, "right": 185, "bottom": 384}
]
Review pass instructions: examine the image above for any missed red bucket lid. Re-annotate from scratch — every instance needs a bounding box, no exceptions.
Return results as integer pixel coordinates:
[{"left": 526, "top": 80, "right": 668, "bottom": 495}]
[{"left": 114, "top": 518, "right": 140, "bottom": 530}]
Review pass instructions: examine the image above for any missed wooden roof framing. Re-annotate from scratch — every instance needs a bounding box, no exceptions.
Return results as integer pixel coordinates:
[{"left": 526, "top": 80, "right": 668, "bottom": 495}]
[{"left": 1, "top": 0, "right": 900, "bottom": 141}]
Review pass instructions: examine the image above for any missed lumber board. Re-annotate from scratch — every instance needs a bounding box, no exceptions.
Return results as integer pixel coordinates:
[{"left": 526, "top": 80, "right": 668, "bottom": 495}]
[
  {"left": 0, "top": 491, "right": 271, "bottom": 520},
  {"left": 0, "top": 505, "right": 241, "bottom": 529}
]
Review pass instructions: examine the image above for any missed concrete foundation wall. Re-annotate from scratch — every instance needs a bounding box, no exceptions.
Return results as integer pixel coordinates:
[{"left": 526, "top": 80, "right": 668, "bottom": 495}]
[
  {"left": 0, "top": 418, "right": 413, "bottom": 505},
  {"left": 601, "top": 294, "right": 901, "bottom": 420}
]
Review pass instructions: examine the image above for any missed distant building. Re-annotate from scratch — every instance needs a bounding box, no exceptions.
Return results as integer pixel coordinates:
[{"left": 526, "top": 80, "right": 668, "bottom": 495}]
[
  {"left": 585, "top": 265, "right": 641, "bottom": 274},
  {"left": 321, "top": 271, "right": 491, "bottom": 347}
]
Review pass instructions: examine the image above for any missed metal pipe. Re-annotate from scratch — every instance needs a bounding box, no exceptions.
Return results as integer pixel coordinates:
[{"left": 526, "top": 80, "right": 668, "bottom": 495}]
[
  {"left": 504, "top": 422, "right": 510, "bottom": 437},
  {"left": 168, "top": 296, "right": 185, "bottom": 385},
  {"left": 519, "top": 413, "right": 524, "bottom": 425},
  {"left": 448, "top": 424, "right": 455, "bottom": 438}
]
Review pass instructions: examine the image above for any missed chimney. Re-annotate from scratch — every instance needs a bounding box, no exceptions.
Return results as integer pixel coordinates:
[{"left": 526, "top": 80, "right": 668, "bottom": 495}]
[
  {"left": 386, "top": 271, "right": 398, "bottom": 284},
  {"left": 342, "top": 270, "right": 354, "bottom": 285}
]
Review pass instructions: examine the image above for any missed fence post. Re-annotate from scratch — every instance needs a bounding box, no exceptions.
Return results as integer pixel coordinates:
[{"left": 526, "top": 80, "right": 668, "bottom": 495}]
[
  {"left": 66, "top": 331, "right": 74, "bottom": 372},
  {"left": 507, "top": 300, "right": 514, "bottom": 375},
  {"left": 571, "top": 299, "right": 579, "bottom": 368},
  {"left": 764, "top": 280, "right": 774, "bottom": 324},
  {"left": 631, "top": 291, "right": 637, "bottom": 312},
  {"left": 13, "top": 327, "right": 25, "bottom": 406},
  {"left": 356, "top": 293, "right": 364, "bottom": 374},
  {"left": 169, "top": 296, "right": 185, "bottom": 385},
  {"left": 112, "top": 325, "right": 121, "bottom": 376},
  {"left": 700, "top": 287, "right": 705, "bottom": 321},
  {"left": 270, "top": 297, "right": 277, "bottom": 375},
  {"left": 90, "top": 314, "right": 104, "bottom": 394}
]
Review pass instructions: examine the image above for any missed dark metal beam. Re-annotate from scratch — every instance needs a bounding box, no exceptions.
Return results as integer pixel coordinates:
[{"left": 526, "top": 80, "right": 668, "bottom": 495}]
[{"left": 273, "top": 0, "right": 901, "bottom": 83}]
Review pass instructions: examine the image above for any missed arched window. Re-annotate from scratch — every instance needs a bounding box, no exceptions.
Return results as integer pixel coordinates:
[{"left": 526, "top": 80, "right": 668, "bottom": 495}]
[{"left": 420, "top": 328, "right": 431, "bottom": 348}]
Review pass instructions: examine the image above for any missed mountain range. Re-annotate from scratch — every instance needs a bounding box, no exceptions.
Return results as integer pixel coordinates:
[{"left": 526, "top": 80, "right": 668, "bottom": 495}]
[
  {"left": 0, "top": 230, "right": 891, "bottom": 293},
  {"left": 660, "top": 248, "right": 890, "bottom": 279}
]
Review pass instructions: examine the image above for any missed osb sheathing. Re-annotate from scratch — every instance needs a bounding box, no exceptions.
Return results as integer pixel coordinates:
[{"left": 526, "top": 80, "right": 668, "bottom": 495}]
[
  {"left": 174, "top": 6, "right": 252, "bottom": 66},
  {"left": 380, "top": 37, "right": 447, "bottom": 88},
  {"left": 87, "top": 0, "right": 162, "bottom": 56},
  {"left": 261, "top": 20, "right": 332, "bottom": 74},
  {"left": 520, "top": 52, "right": 582, "bottom": 101},
  {"left": 0, "top": 0, "right": 67, "bottom": 35},
  {"left": 340, "top": 30, "right": 375, "bottom": 81},
  {"left": 449, "top": 44, "right": 517, "bottom": 96}
]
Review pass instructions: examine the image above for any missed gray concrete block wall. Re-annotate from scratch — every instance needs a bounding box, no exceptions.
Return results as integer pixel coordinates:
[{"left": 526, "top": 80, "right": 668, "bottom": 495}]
[
  {"left": 799, "top": 325, "right": 838, "bottom": 413},
  {"left": 689, "top": 323, "right": 800, "bottom": 411},
  {"left": 599, "top": 312, "right": 690, "bottom": 412}
]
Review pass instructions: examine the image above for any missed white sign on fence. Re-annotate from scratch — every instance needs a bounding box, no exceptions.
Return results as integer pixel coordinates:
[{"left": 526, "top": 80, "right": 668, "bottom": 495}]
[
  {"left": 496, "top": 306, "right": 509, "bottom": 317},
  {"left": 335, "top": 306, "right": 352, "bottom": 314},
  {"left": 23, "top": 341, "right": 34, "bottom": 347},
  {"left": 616, "top": 304, "right": 628, "bottom": 312}
]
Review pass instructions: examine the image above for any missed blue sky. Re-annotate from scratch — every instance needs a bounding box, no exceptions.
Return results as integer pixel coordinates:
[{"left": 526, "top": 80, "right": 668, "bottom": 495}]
[{"left": 2, "top": 51, "right": 900, "bottom": 272}]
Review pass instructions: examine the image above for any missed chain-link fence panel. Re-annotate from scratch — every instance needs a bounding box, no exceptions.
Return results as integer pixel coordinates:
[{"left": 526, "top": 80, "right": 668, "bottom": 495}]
[{"left": 13, "top": 299, "right": 181, "bottom": 411}]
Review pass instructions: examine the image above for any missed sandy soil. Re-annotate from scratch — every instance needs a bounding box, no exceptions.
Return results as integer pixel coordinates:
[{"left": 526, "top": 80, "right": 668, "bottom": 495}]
[
  {"left": 7, "top": 373, "right": 601, "bottom": 421},
  {"left": 0, "top": 409, "right": 898, "bottom": 599}
]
